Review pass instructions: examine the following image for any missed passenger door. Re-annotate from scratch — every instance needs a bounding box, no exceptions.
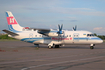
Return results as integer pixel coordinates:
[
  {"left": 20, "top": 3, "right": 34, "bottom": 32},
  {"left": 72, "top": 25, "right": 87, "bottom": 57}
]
[
  {"left": 29, "top": 33, "right": 33, "bottom": 40},
  {"left": 73, "top": 33, "right": 79, "bottom": 42}
]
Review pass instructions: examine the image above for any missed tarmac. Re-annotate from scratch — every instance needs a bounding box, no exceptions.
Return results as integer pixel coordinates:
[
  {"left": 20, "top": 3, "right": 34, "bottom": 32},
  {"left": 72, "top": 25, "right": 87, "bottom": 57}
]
[{"left": 0, "top": 41, "right": 105, "bottom": 70}]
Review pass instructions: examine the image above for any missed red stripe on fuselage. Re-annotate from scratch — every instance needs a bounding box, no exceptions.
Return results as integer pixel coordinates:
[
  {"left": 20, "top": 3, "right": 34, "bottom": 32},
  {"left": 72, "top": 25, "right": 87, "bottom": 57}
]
[{"left": 52, "top": 37, "right": 72, "bottom": 40}]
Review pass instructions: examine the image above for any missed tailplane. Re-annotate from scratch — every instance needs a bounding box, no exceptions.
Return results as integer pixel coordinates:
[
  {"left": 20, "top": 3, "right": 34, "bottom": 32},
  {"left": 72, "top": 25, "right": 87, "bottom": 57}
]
[{"left": 6, "top": 11, "right": 23, "bottom": 32}]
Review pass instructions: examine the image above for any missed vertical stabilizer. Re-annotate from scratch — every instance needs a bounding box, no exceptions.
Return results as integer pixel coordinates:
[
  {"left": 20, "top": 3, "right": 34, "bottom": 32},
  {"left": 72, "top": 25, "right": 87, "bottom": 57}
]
[{"left": 6, "top": 11, "right": 23, "bottom": 32}]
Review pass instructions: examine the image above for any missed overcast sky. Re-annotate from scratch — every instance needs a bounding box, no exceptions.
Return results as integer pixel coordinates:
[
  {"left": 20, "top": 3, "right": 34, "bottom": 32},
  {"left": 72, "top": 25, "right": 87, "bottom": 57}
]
[{"left": 0, "top": 0, "right": 105, "bottom": 35}]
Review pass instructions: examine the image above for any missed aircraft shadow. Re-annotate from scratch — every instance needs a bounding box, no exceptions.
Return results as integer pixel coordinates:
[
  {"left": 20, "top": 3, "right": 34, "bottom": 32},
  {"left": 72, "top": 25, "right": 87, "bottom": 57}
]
[{"left": 21, "top": 45, "right": 104, "bottom": 49}]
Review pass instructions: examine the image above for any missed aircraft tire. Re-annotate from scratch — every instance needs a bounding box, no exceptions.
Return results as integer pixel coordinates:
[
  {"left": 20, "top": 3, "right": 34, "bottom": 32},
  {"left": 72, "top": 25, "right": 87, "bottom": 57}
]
[
  {"left": 55, "top": 45, "right": 59, "bottom": 48},
  {"left": 48, "top": 45, "right": 52, "bottom": 49},
  {"left": 90, "top": 46, "right": 94, "bottom": 49}
]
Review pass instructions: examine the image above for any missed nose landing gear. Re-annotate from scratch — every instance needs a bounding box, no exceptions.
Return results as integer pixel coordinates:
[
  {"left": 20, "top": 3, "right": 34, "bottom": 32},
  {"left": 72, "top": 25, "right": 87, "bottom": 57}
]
[
  {"left": 90, "top": 46, "right": 94, "bottom": 49},
  {"left": 90, "top": 44, "right": 95, "bottom": 49}
]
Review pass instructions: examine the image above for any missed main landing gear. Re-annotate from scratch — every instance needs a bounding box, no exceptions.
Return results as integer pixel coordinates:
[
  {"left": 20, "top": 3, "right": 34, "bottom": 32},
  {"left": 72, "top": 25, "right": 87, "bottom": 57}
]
[
  {"left": 90, "top": 44, "right": 95, "bottom": 49},
  {"left": 34, "top": 44, "right": 39, "bottom": 48},
  {"left": 55, "top": 45, "right": 60, "bottom": 48},
  {"left": 48, "top": 45, "right": 53, "bottom": 49},
  {"left": 48, "top": 45, "right": 60, "bottom": 49}
]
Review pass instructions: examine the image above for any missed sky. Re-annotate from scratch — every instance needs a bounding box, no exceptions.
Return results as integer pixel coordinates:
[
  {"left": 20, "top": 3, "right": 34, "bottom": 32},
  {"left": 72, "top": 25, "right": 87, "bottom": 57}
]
[{"left": 0, "top": 0, "right": 105, "bottom": 35}]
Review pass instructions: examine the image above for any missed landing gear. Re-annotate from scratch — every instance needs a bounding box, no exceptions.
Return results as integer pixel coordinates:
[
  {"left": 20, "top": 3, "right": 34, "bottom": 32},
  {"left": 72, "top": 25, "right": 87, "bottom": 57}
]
[
  {"left": 48, "top": 44, "right": 60, "bottom": 49},
  {"left": 90, "top": 46, "right": 94, "bottom": 49},
  {"left": 48, "top": 45, "right": 52, "bottom": 49},
  {"left": 55, "top": 45, "right": 60, "bottom": 48},
  {"left": 90, "top": 44, "right": 95, "bottom": 49},
  {"left": 34, "top": 44, "right": 39, "bottom": 48}
]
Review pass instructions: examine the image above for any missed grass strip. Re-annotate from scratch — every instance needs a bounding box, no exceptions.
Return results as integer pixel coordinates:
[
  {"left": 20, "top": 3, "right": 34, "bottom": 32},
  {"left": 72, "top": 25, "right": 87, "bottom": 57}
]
[{"left": 0, "top": 39, "right": 19, "bottom": 41}]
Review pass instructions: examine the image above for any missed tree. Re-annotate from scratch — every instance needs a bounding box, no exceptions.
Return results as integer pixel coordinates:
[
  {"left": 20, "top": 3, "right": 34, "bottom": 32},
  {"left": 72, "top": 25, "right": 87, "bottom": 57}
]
[{"left": 94, "top": 33, "right": 97, "bottom": 36}]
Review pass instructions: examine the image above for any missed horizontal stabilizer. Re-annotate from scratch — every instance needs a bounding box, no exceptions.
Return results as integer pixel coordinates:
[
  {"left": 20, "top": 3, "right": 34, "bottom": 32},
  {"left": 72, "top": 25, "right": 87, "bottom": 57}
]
[{"left": 2, "top": 29, "right": 19, "bottom": 36}]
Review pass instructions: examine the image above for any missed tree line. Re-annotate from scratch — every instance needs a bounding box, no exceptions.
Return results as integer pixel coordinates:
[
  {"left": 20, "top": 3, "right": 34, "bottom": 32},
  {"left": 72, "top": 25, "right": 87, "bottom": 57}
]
[
  {"left": 94, "top": 33, "right": 105, "bottom": 40},
  {"left": 97, "top": 35, "right": 105, "bottom": 40}
]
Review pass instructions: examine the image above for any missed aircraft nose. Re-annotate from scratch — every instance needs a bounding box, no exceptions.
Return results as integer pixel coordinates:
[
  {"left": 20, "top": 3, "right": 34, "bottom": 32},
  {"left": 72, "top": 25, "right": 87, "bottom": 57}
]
[
  {"left": 100, "top": 39, "right": 103, "bottom": 43},
  {"left": 98, "top": 38, "right": 103, "bottom": 43}
]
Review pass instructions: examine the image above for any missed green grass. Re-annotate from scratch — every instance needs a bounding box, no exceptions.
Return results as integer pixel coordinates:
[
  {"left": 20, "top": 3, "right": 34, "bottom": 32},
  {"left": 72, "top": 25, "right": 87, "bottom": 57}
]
[
  {"left": 0, "top": 34, "right": 18, "bottom": 41},
  {"left": 0, "top": 39, "right": 19, "bottom": 41}
]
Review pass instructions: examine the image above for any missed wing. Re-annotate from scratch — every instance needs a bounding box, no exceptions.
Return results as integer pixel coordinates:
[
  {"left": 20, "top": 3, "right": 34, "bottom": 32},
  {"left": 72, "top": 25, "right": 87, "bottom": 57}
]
[
  {"left": 30, "top": 28, "right": 50, "bottom": 34},
  {"left": 30, "top": 28, "right": 50, "bottom": 32},
  {"left": 30, "top": 28, "right": 58, "bottom": 37},
  {"left": 31, "top": 28, "right": 50, "bottom": 31},
  {"left": 2, "top": 29, "right": 19, "bottom": 36}
]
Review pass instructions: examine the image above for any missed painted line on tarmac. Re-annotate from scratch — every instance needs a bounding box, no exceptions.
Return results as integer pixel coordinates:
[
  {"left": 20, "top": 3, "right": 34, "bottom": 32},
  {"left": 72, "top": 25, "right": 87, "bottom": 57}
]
[{"left": 21, "top": 56, "right": 105, "bottom": 70}]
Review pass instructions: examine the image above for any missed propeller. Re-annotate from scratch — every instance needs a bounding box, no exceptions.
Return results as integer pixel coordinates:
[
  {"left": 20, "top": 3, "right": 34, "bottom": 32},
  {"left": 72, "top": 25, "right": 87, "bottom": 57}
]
[
  {"left": 57, "top": 24, "right": 63, "bottom": 42},
  {"left": 73, "top": 25, "right": 77, "bottom": 31},
  {"left": 57, "top": 24, "right": 63, "bottom": 34}
]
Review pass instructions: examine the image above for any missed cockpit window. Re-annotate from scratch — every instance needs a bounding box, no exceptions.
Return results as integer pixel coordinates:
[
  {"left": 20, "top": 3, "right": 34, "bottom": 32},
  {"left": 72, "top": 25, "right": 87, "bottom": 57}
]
[
  {"left": 87, "top": 34, "right": 89, "bottom": 36},
  {"left": 87, "top": 34, "right": 94, "bottom": 37},
  {"left": 91, "top": 34, "right": 94, "bottom": 36}
]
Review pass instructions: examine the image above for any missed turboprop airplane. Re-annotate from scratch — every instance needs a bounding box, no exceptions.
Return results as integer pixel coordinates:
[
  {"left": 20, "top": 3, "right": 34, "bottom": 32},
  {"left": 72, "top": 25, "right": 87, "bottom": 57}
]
[{"left": 3, "top": 11, "right": 103, "bottom": 49}]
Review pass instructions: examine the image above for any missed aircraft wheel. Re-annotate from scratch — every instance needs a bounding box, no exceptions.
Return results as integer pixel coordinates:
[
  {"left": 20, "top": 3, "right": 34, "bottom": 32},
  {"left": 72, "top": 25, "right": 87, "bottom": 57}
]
[
  {"left": 34, "top": 44, "right": 39, "bottom": 48},
  {"left": 55, "top": 45, "right": 59, "bottom": 48},
  {"left": 48, "top": 45, "right": 52, "bottom": 49},
  {"left": 90, "top": 46, "right": 94, "bottom": 49}
]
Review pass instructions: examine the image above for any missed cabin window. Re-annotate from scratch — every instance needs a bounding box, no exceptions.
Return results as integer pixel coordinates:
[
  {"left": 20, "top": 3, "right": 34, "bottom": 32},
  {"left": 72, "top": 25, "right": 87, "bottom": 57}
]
[
  {"left": 74, "top": 35, "right": 78, "bottom": 37},
  {"left": 35, "top": 35, "right": 37, "bottom": 37},
  {"left": 39, "top": 35, "right": 41, "bottom": 37},
  {"left": 69, "top": 35, "right": 71, "bottom": 37},
  {"left": 67, "top": 35, "right": 68, "bottom": 37}
]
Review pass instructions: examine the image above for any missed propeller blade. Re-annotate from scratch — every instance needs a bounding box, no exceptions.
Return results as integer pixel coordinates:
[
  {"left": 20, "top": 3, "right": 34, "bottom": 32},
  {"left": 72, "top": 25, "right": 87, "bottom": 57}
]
[
  {"left": 75, "top": 25, "right": 77, "bottom": 31},
  {"left": 58, "top": 24, "right": 60, "bottom": 31},
  {"left": 57, "top": 24, "right": 63, "bottom": 42},
  {"left": 73, "top": 25, "right": 77, "bottom": 31},
  {"left": 60, "top": 24, "right": 63, "bottom": 31},
  {"left": 57, "top": 24, "right": 63, "bottom": 34}
]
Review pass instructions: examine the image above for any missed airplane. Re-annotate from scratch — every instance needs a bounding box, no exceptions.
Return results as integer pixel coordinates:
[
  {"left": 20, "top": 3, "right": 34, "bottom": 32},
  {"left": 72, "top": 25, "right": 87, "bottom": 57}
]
[{"left": 3, "top": 11, "right": 103, "bottom": 49}]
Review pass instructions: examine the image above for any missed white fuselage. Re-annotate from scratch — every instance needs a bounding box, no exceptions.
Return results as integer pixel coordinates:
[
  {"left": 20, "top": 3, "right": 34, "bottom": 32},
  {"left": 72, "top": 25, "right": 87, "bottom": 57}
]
[{"left": 11, "top": 30, "right": 103, "bottom": 45}]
